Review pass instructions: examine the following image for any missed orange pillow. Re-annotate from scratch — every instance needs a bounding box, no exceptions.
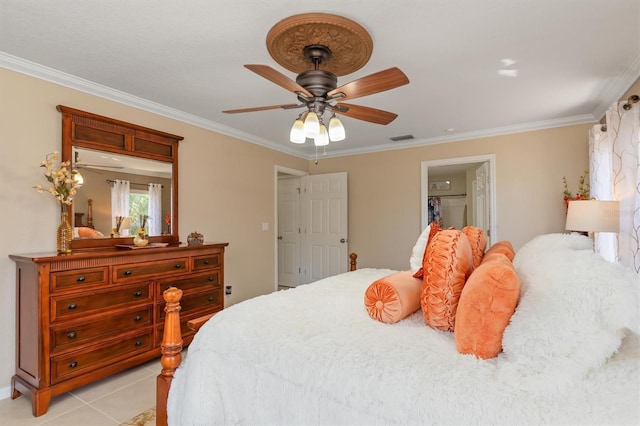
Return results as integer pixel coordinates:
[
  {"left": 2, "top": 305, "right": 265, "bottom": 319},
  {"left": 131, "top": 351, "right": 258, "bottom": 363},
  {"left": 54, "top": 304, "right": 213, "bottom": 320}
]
[
  {"left": 421, "top": 229, "right": 473, "bottom": 331},
  {"left": 364, "top": 271, "right": 423, "bottom": 324},
  {"left": 77, "top": 227, "right": 104, "bottom": 238},
  {"left": 484, "top": 240, "right": 515, "bottom": 261},
  {"left": 454, "top": 253, "right": 520, "bottom": 359},
  {"left": 462, "top": 226, "right": 487, "bottom": 270}
]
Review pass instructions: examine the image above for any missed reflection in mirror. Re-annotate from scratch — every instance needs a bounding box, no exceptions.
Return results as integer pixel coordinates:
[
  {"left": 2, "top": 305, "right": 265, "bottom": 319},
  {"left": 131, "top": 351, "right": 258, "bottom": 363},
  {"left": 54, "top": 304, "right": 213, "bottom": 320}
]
[{"left": 73, "top": 147, "right": 172, "bottom": 239}]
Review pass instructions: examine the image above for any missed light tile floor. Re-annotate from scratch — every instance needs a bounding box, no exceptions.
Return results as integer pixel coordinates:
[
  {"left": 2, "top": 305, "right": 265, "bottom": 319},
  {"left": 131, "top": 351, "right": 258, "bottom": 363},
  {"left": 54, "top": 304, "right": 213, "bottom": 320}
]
[{"left": 0, "top": 357, "right": 160, "bottom": 426}]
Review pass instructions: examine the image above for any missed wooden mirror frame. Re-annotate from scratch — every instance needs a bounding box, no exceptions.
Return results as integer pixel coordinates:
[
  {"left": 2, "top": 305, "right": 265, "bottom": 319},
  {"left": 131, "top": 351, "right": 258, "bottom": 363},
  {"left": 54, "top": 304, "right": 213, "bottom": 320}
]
[{"left": 58, "top": 105, "right": 183, "bottom": 250}]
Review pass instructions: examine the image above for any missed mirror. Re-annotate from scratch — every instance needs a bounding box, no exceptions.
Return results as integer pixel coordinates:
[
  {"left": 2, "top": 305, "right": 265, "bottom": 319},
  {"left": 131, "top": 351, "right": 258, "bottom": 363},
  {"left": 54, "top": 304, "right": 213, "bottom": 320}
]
[
  {"left": 72, "top": 147, "right": 173, "bottom": 238},
  {"left": 59, "top": 105, "right": 182, "bottom": 249}
]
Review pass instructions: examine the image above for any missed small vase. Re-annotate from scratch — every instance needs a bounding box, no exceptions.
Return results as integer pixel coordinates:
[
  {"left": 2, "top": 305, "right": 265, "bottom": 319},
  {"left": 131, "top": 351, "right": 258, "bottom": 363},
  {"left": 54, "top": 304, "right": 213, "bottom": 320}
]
[
  {"left": 133, "top": 231, "right": 149, "bottom": 247},
  {"left": 57, "top": 205, "right": 73, "bottom": 254}
]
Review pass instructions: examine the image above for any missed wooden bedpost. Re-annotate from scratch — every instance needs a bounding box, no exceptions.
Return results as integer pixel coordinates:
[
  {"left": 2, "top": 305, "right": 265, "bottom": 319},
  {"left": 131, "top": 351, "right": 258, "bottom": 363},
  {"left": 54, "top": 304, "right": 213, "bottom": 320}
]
[
  {"left": 349, "top": 252, "right": 358, "bottom": 271},
  {"left": 156, "top": 287, "right": 183, "bottom": 426}
]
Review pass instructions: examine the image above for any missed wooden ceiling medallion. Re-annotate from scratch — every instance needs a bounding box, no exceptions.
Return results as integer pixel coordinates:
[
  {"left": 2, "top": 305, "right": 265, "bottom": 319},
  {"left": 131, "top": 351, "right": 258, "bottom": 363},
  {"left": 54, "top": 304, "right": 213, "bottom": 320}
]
[{"left": 266, "top": 13, "right": 374, "bottom": 76}]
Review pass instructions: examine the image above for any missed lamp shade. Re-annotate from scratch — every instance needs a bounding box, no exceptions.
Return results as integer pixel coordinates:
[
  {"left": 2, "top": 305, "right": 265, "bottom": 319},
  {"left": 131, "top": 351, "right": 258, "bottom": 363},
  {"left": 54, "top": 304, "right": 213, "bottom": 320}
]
[
  {"left": 314, "top": 124, "right": 329, "bottom": 146},
  {"left": 565, "top": 200, "right": 620, "bottom": 233},
  {"left": 289, "top": 118, "right": 305, "bottom": 144},
  {"left": 328, "top": 116, "right": 345, "bottom": 141},
  {"left": 303, "top": 111, "right": 320, "bottom": 138}
]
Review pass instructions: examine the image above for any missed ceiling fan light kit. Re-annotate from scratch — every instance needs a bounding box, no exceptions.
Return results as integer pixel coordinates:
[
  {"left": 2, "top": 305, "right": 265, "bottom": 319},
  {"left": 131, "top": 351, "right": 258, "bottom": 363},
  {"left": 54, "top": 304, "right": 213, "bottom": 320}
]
[{"left": 223, "top": 13, "right": 409, "bottom": 150}]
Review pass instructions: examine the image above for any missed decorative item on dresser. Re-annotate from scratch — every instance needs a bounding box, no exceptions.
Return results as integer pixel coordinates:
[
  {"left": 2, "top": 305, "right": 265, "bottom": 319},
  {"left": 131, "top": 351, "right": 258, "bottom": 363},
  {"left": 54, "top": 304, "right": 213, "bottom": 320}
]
[{"left": 9, "top": 242, "right": 228, "bottom": 417}]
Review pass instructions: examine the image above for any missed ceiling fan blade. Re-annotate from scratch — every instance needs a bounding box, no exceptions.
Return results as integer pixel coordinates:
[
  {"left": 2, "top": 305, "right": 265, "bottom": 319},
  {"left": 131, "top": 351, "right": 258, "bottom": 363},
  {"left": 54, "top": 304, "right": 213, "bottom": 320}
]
[
  {"left": 244, "top": 64, "right": 313, "bottom": 98},
  {"left": 335, "top": 103, "right": 398, "bottom": 125},
  {"left": 328, "top": 67, "right": 409, "bottom": 101},
  {"left": 223, "top": 103, "right": 299, "bottom": 114}
]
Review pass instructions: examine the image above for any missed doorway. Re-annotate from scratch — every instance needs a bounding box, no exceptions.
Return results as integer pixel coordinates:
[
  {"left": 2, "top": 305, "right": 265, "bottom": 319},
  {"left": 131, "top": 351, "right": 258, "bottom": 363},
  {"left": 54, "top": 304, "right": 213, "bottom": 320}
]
[
  {"left": 274, "top": 167, "right": 349, "bottom": 291},
  {"left": 421, "top": 154, "right": 497, "bottom": 245}
]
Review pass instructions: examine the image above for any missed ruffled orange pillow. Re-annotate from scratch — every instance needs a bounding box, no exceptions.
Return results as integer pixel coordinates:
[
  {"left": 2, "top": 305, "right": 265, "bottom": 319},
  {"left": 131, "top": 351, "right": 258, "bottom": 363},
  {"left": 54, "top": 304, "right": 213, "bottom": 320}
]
[
  {"left": 462, "top": 226, "right": 487, "bottom": 270},
  {"left": 364, "top": 271, "right": 423, "bottom": 323},
  {"left": 484, "top": 240, "right": 515, "bottom": 261},
  {"left": 421, "top": 229, "right": 473, "bottom": 331},
  {"left": 454, "top": 253, "right": 520, "bottom": 359}
]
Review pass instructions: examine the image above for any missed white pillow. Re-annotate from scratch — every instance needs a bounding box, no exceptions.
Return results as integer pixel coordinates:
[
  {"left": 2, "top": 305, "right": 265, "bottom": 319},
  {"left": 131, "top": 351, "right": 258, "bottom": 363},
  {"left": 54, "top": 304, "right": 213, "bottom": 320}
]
[
  {"left": 502, "top": 242, "right": 638, "bottom": 392},
  {"left": 409, "top": 224, "right": 431, "bottom": 273}
]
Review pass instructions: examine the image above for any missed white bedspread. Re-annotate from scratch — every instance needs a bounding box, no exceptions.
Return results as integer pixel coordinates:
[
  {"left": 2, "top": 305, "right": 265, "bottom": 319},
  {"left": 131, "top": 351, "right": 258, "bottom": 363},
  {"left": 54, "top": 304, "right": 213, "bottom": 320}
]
[{"left": 168, "top": 267, "right": 640, "bottom": 425}]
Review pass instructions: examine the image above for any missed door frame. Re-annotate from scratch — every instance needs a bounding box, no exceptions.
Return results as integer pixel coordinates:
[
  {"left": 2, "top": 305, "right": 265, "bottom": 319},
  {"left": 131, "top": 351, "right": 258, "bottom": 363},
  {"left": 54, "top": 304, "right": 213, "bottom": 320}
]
[
  {"left": 420, "top": 154, "right": 497, "bottom": 245},
  {"left": 274, "top": 165, "right": 307, "bottom": 292}
]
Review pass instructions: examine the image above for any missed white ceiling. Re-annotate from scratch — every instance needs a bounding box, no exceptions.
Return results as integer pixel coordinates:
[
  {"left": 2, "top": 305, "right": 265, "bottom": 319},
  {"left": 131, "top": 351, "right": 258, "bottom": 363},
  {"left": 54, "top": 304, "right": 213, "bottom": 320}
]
[{"left": 1, "top": 1, "right": 639, "bottom": 160}]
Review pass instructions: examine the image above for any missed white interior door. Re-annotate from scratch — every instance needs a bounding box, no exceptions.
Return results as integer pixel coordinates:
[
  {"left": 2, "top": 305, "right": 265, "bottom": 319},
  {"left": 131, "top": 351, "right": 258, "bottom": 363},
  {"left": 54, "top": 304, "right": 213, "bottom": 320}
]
[
  {"left": 277, "top": 177, "right": 301, "bottom": 287},
  {"left": 302, "top": 172, "right": 348, "bottom": 284}
]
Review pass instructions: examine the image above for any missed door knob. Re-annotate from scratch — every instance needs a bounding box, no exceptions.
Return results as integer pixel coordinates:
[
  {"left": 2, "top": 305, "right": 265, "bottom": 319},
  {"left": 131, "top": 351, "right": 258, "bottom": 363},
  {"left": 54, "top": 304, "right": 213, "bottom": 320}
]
[
  {"left": 277, "top": 236, "right": 283, "bottom": 240},
  {"left": 340, "top": 238, "right": 346, "bottom": 243}
]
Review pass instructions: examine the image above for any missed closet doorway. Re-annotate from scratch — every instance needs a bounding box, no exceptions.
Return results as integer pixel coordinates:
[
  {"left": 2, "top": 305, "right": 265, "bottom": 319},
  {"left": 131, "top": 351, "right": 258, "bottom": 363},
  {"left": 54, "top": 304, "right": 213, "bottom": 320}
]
[{"left": 421, "top": 155, "right": 497, "bottom": 245}]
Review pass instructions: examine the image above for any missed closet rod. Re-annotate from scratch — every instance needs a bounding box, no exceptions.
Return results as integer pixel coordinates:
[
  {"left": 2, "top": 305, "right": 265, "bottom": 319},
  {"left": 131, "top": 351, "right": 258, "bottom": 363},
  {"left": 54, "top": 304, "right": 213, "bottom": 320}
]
[
  {"left": 105, "top": 179, "right": 164, "bottom": 188},
  {"left": 429, "top": 193, "right": 467, "bottom": 198},
  {"left": 600, "top": 94, "right": 638, "bottom": 132}
]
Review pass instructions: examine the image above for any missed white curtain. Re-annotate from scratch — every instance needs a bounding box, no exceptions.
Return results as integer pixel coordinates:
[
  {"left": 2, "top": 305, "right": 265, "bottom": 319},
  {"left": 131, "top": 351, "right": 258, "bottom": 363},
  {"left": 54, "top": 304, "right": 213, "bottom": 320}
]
[
  {"left": 111, "top": 179, "right": 130, "bottom": 232},
  {"left": 589, "top": 100, "right": 640, "bottom": 272},
  {"left": 148, "top": 183, "right": 162, "bottom": 236}
]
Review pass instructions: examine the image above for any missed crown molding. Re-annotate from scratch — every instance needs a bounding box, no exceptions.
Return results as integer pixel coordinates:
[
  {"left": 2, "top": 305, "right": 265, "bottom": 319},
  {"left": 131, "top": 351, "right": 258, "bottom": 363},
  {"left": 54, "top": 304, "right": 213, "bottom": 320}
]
[{"left": 591, "top": 55, "right": 640, "bottom": 121}]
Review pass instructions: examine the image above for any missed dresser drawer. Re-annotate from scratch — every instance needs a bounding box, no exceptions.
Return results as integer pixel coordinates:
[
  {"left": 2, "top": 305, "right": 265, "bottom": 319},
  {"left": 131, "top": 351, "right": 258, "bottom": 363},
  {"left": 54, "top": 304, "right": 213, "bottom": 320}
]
[
  {"left": 157, "top": 271, "right": 221, "bottom": 295},
  {"left": 192, "top": 253, "right": 221, "bottom": 271},
  {"left": 50, "top": 267, "right": 109, "bottom": 292},
  {"left": 113, "top": 258, "right": 188, "bottom": 282},
  {"left": 157, "top": 289, "right": 222, "bottom": 320},
  {"left": 51, "top": 306, "right": 152, "bottom": 353},
  {"left": 51, "top": 283, "right": 152, "bottom": 322},
  {"left": 51, "top": 330, "right": 153, "bottom": 384}
]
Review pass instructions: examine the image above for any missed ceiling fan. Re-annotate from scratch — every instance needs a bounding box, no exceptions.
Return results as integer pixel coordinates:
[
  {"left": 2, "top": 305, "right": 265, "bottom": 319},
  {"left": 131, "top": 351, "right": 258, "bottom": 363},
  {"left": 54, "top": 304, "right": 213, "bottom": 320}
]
[{"left": 222, "top": 13, "right": 409, "bottom": 145}]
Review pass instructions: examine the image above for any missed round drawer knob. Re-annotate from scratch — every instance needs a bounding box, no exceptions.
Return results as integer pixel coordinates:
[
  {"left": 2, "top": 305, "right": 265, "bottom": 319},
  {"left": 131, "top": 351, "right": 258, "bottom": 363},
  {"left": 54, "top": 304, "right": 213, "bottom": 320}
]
[
  {"left": 134, "top": 291, "right": 143, "bottom": 297},
  {"left": 76, "top": 276, "right": 86, "bottom": 282},
  {"left": 67, "top": 332, "right": 77, "bottom": 339},
  {"left": 134, "top": 315, "right": 142, "bottom": 322},
  {"left": 135, "top": 340, "right": 142, "bottom": 347},
  {"left": 203, "top": 260, "right": 210, "bottom": 265},
  {"left": 69, "top": 361, "right": 78, "bottom": 368},
  {"left": 68, "top": 303, "right": 77, "bottom": 310},
  {"left": 208, "top": 296, "right": 214, "bottom": 302},
  {"left": 174, "top": 264, "right": 182, "bottom": 269},
  {"left": 208, "top": 276, "right": 215, "bottom": 281},
  {"left": 124, "top": 270, "right": 132, "bottom": 276}
]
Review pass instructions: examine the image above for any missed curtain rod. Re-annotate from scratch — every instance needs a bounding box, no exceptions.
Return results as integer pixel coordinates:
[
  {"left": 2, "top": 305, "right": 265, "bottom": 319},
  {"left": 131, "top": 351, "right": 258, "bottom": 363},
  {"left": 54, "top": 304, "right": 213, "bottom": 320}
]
[
  {"left": 601, "top": 94, "right": 638, "bottom": 131},
  {"left": 106, "top": 179, "right": 164, "bottom": 188},
  {"left": 429, "top": 193, "right": 467, "bottom": 198}
]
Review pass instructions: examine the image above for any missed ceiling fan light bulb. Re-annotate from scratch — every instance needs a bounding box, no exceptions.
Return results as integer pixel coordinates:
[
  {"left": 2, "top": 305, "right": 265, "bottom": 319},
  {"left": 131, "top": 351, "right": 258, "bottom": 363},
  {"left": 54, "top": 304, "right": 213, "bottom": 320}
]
[
  {"left": 289, "top": 118, "right": 306, "bottom": 144},
  {"left": 303, "top": 112, "right": 320, "bottom": 138},
  {"left": 328, "top": 116, "right": 345, "bottom": 141},
  {"left": 314, "top": 124, "right": 329, "bottom": 147}
]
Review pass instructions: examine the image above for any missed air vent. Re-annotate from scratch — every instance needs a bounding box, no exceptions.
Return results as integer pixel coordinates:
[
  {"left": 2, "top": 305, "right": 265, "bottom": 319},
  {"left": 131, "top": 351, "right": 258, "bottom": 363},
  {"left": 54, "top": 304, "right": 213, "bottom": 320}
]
[{"left": 389, "top": 134, "right": 414, "bottom": 142}]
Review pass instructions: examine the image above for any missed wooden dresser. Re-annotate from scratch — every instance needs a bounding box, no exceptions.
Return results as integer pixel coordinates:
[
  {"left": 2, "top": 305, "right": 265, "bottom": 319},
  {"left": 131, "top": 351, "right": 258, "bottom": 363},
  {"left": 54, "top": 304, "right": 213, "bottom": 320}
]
[{"left": 10, "top": 242, "right": 228, "bottom": 416}]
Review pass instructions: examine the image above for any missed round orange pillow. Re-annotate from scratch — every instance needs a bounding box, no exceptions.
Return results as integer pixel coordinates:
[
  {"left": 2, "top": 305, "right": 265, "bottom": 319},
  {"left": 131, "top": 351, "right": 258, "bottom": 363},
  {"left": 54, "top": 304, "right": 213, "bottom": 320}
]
[
  {"left": 421, "top": 229, "right": 473, "bottom": 331},
  {"left": 364, "top": 271, "right": 423, "bottom": 324},
  {"left": 462, "top": 226, "right": 487, "bottom": 270}
]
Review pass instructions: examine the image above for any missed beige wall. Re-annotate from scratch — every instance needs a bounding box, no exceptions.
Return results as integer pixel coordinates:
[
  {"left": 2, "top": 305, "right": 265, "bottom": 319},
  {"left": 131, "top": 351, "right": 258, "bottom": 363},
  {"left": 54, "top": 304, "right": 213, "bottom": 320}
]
[{"left": 309, "top": 124, "right": 592, "bottom": 270}]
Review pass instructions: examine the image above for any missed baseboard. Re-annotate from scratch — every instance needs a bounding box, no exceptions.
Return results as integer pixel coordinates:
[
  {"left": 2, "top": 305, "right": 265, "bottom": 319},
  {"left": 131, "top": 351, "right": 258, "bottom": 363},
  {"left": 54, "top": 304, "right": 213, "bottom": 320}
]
[{"left": 0, "top": 385, "right": 11, "bottom": 400}]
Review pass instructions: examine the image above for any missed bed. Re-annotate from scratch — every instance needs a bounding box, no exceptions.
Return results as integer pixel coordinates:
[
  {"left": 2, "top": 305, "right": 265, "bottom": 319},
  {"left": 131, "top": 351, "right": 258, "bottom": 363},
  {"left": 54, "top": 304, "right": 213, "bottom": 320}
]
[{"left": 157, "top": 232, "right": 639, "bottom": 425}]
